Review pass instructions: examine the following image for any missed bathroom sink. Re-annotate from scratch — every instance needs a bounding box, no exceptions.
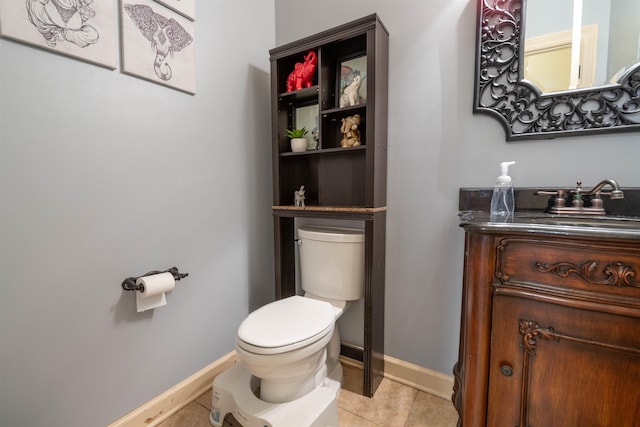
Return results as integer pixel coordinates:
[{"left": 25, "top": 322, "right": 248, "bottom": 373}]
[{"left": 516, "top": 214, "right": 640, "bottom": 230}]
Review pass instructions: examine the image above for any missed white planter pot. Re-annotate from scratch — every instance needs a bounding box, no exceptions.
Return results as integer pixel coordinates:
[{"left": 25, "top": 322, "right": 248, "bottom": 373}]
[{"left": 290, "top": 138, "right": 307, "bottom": 152}]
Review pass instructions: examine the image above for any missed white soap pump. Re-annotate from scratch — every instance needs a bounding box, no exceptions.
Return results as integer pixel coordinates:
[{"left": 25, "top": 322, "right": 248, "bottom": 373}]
[{"left": 490, "top": 161, "right": 516, "bottom": 217}]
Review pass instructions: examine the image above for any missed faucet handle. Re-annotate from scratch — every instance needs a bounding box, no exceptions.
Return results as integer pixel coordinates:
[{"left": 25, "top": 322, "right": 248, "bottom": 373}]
[
  {"left": 535, "top": 189, "right": 567, "bottom": 208},
  {"left": 536, "top": 190, "right": 563, "bottom": 196}
]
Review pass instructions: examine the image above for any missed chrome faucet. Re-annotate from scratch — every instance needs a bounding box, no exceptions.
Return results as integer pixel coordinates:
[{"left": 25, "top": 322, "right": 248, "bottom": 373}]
[{"left": 536, "top": 180, "right": 624, "bottom": 215}]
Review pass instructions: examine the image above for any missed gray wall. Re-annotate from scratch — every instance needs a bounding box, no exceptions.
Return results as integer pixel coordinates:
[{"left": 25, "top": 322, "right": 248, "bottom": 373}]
[
  {"left": 2, "top": 1, "right": 639, "bottom": 426},
  {"left": 608, "top": 0, "right": 640, "bottom": 77},
  {"left": 0, "top": 1, "right": 275, "bottom": 426},
  {"left": 275, "top": 0, "right": 640, "bottom": 375}
]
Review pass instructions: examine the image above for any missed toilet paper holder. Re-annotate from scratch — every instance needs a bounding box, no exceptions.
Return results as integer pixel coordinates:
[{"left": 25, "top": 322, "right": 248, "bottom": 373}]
[{"left": 121, "top": 266, "right": 189, "bottom": 292}]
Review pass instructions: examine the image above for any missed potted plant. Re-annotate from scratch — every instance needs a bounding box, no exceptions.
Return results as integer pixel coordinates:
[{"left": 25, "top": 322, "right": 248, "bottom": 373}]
[{"left": 287, "top": 128, "right": 308, "bottom": 152}]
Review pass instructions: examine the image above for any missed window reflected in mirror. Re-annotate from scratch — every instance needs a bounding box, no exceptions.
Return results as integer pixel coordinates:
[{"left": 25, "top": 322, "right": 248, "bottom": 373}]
[{"left": 524, "top": 0, "right": 640, "bottom": 93}]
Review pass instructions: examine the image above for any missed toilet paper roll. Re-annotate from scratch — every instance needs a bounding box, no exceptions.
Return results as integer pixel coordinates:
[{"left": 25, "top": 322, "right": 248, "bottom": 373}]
[{"left": 136, "top": 272, "right": 176, "bottom": 313}]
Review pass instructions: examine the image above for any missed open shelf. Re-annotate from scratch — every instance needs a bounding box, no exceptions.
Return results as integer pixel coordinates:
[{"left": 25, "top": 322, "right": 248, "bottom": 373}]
[
  {"left": 280, "top": 145, "right": 365, "bottom": 157},
  {"left": 273, "top": 205, "right": 387, "bottom": 220},
  {"left": 321, "top": 104, "right": 366, "bottom": 116},
  {"left": 277, "top": 86, "right": 319, "bottom": 102},
  {"left": 269, "top": 14, "right": 389, "bottom": 398}
]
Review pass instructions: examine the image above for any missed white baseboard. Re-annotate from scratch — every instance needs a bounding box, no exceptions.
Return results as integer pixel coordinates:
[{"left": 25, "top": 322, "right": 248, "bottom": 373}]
[
  {"left": 340, "top": 354, "right": 454, "bottom": 401},
  {"left": 107, "top": 351, "right": 239, "bottom": 427},
  {"left": 381, "top": 354, "right": 454, "bottom": 400},
  {"left": 109, "top": 350, "right": 453, "bottom": 427}
]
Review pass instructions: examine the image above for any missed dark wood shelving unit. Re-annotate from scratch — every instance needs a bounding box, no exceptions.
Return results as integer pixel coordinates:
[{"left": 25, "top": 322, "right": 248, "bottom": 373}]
[{"left": 269, "top": 14, "right": 389, "bottom": 397}]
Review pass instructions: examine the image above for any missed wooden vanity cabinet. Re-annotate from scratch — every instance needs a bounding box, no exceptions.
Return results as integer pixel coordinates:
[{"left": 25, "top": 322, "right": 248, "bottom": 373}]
[{"left": 453, "top": 228, "right": 640, "bottom": 426}]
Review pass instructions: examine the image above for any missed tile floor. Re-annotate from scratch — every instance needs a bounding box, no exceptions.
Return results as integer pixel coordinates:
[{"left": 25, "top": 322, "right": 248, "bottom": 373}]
[{"left": 158, "top": 364, "right": 459, "bottom": 426}]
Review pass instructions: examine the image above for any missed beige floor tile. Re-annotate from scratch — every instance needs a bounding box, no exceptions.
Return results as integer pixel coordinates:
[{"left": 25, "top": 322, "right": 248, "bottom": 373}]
[
  {"left": 338, "top": 377, "right": 417, "bottom": 427},
  {"left": 405, "top": 391, "right": 459, "bottom": 427},
  {"left": 221, "top": 413, "right": 244, "bottom": 427},
  {"left": 196, "top": 389, "right": 213, "bottom": 411},
  {"left": 338, "top": 407, "right": 380, "bottom": 426},
  {"left": 341, "top": 363, "right": 364, "bottom": 395},
  {"left": 158, "top": 401, "right": 212, "bottom": 427},
  {"left": 162, "top": 363, "right": 460, "bottom": 427}
]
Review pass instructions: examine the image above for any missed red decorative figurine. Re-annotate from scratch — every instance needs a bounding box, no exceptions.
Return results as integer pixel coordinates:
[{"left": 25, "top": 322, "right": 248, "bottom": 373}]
[{"left": 286, "top": 51, "right": 317, "bottom": 92}]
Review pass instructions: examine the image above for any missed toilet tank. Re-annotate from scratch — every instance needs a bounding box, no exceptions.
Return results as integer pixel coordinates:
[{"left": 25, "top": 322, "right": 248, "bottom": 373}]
[{"left": 297, "top": 225, "right": 365, "bottom": 301}]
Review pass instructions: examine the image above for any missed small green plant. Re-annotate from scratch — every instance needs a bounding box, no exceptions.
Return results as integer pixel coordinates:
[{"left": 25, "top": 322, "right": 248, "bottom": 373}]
[{"left": 286, "top": 127, "right": 308, "bottom": 139}]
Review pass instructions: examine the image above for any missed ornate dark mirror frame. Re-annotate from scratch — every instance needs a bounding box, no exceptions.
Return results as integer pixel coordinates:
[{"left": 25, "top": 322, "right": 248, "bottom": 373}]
[{"left": 474, "top": 0, "right": 640, "bottom": 141}]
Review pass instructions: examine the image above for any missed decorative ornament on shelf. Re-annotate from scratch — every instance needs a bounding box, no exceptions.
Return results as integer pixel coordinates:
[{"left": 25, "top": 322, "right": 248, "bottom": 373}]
[
  {"left": 287, "top": 127, "right": 308, "bottom": 152},
  {"left": 340, "top": 114, "right": 361, "bottom": 148},
  {"left": 294, "top": 185, "right": 306, "bottom": 207},
  {"left": 286, "top": 51, "right": 317, "bottom": 92},
  {"left": 309, "top": 116, "right": 319, "bottom": 150},
  {"left": 339, "top": 74, "right": 362, "bottom": 107}
]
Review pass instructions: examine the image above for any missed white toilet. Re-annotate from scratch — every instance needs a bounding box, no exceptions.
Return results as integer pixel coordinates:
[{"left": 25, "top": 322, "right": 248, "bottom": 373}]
[{"left": 210, "top": 225, "right": 365, "bottom": 427}]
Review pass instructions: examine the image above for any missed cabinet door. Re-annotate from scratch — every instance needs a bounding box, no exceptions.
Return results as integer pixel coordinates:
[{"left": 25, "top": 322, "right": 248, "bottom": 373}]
[{"left": 488, "top": 295, "right": 640, "bottom": 427}]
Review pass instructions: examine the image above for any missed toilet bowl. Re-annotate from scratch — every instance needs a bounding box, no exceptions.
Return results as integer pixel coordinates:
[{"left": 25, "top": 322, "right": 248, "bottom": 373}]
[
  {"left": 212, "top": 225, "right": 364, "bottom": 425},
  {"left": 235, "top": 295, "right": 338, "bottom": 403}
]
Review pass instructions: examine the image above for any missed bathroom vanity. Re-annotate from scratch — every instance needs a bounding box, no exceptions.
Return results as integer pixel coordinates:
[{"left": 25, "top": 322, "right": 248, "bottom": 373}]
[{"left": 453, "top": 211, "right": 640, "bottom": 426}]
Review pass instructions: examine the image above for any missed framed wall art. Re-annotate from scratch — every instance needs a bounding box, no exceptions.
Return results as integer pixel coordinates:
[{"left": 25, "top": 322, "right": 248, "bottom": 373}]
[
  {"left": 337, "top": 54, "right": 367, "bottom": 108},
  {"left": 121, "top": 0, "right": 195, "bottom": 94},
  {"left": 153, "top": 0, "right": 194, "bottom": 21},
  {"left": 0, "top": 0, "right": 118, "bottom": 69}
]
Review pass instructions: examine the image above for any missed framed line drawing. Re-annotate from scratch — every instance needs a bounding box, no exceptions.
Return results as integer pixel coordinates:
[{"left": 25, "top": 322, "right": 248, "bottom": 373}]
[
  {"left": 121, "top": 0, "right": 195, "bottom": 94},
  {"left": 153, "top": 0, "right": 194, "bottom": 21},
  {"left": 0, "top": 0, "right": 118, "bottom": 69}
]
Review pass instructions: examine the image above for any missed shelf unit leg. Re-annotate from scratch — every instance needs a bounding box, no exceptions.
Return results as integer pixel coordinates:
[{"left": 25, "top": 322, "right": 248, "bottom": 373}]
[
  {"left": 274, "top": 216, "right": 296, "bottom": 299},
  {"left": 363, "top": 211, "right": 386, "bottom": 396}
]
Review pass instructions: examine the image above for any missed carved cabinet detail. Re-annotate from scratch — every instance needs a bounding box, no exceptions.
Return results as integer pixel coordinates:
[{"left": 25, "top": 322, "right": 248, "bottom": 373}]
[{"left": 454, "top": 229, "right": 640, "bottom": 426}]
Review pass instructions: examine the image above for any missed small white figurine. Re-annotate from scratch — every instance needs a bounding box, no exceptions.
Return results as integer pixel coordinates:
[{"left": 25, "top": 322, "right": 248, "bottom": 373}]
[
  {"left": 294, "top": 185, "right": 305, "bottom": 207},
  {"left": 339, "top": 74, "right": 362, "bottom": 108}
]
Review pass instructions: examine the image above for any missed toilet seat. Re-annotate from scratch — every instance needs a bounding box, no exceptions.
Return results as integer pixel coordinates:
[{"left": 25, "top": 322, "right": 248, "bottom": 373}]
[{"left": 237, "top": 296, "right": 335, "bottom": 355}]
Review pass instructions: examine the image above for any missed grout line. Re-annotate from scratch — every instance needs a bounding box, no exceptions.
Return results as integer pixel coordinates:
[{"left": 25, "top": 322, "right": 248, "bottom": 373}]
[
  {"left": 404, "top": 388, "right": 420, "bottom": 427},
  {"left": 194, "top": 397, "right": 211, "bottom": 412},
  {"left": 340, "top": 407, "right": 384, "bottom": 426}
]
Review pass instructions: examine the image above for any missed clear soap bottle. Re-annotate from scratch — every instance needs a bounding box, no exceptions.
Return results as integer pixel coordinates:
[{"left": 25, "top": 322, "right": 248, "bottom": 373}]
[{"left": 490, "top": 161, "right": 516, "bottom": 217}]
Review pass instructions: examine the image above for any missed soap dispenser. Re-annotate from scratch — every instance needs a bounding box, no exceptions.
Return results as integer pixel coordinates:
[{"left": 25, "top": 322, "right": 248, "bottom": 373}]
[{"left": 490, "top": 161, "right": 516, "bottom": 217}]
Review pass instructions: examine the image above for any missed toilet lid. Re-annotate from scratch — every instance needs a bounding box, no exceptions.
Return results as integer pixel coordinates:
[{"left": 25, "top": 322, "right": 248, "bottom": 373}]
[{"left": 237, "top": 296, "right": 335, "bottom": 351}]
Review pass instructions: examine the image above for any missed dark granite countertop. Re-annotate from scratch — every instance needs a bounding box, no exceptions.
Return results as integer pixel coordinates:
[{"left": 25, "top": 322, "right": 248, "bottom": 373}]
[
  {"left": 458, "top": 211, "right": 640, "bottom": 239},
  {"left": 460, "top": 187, "right": 640, "bottom": 217},
  {"left": 458, "top": 187, "right": 640, "bottom": 240}
]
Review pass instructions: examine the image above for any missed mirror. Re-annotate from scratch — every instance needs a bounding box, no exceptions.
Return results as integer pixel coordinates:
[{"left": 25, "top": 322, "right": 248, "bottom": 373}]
[
  {"left": 524, "top": 0, "right": 640, "bottom": 92},
  {"left": 474, "top": 0, "right": 640, "bottom": 140}
]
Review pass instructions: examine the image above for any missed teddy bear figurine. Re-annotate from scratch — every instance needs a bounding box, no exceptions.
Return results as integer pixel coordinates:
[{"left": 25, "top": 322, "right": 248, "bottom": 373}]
[{"left": 340, "top": 114, "right": 361, "bottom": 148}]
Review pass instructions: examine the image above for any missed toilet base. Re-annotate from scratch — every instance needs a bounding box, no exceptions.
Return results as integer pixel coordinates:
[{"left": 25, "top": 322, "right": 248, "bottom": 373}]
[{"left": 210, "top": 363, "right": 342, "bottom": 427}]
